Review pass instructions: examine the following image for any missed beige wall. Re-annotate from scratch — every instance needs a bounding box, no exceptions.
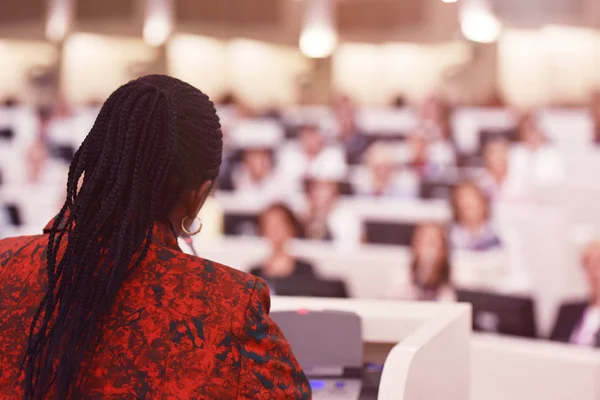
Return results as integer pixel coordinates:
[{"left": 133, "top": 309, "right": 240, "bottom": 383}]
[
  {"left": 4, "top": 26, "right": 600, "bottom": 107},
  {"left": 168, "top": 34, "right": 311, "bottom": 107},
  {"left": 499, "top": 26, "right": 600, "bottom": 107},
  {"left": 332, "top": 41, "right": 471, "bottom": 105},
  {"left": 61, "top": 33, "right": 158, "bottom": 104},
  {"left": 0, "top": 39, "right": 58, "bottom": 101}
]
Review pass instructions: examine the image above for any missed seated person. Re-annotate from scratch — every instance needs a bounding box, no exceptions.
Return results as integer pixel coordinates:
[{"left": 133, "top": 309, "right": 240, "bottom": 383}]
[
  {"left": 410, "top": 223, "right": 455, "bottom": 301},
  {"left": 591, "top": 91, "right": 600, "bottom": 145},
  {"left": 404, "top": 128, "right": 456, "bottom": 179},
  {"left": 353, "top": 142, "right": 419, "bottom": 199},
  {"left": 277, "top": 124, "right": 347, "bottom": 194},
  {"left": 419, "top": 95, "right": 454, "bottom": 143},
  {"left": 231, "top": 147, "right": 280, "bottom": 204},
  {"left": 478, "top": 137, "right": 526, "bottom": 203},
  {"left": 510, "top": 113, "right": 565, "bottom": 187},
  {"left": 550, "top": 240, "right": 600, "bottom": 347},
  {"left": 250, "top": 203, "right": 317, "bottom": 294},
  {"left": 449, "top": 181, "right": 502, "bottom": 251},
  {"left": 303, "top": 174, "right": 362, "bottom": 250},
  {"left": 386, "top": 224, "right": 454, "bottom": 301},
  {"left": 333, "top": 95, "right": 369, "bottom": 164}
]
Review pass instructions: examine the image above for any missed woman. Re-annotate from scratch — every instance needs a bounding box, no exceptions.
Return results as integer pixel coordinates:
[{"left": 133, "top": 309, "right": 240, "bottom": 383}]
[
  {"left": 449, "top": 181, "right": 502, "bottom": 251},
  {"left": 410, "top": 224, "right": 454, "bottom": 301},
  {"left": 0, "top": 76, "right": 310, "bottom": 399},
  {"left": 354, "top": 142, "right": 419, "bottom": 199},
  {"left": 332, "top": 95, "right": 368, "bottom": 165},
  {"left": 303, "top": 177, "right": 362, "bottom": 251},
  {"left": 550, "top": 240, "right": 600, "bottom": 347},
  {"left": 277, "top": 124, "right": 347, "bottom": 195},
  {"left": 478, "top": 137, "right": 525, "bottom": 203},
  {"left": 510, "top": 113, "right": 565, "bottom": 187},
  {"left": 386, "top": 224, "right": 454, "bottom": 302},
  {"left": 250, "top": 203, "right": 317, "bottom": 295}
]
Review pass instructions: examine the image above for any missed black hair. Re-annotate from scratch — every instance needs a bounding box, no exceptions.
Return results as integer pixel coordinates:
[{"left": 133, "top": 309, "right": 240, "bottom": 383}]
[
  {"left": 259, "top": 202, "right": 304, "bottom": 239},
  {"left": 22, "top": 75, "right": 222, "bottom": 399}
]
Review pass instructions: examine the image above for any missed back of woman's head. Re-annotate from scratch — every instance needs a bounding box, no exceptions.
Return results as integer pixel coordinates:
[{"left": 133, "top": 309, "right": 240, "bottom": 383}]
[{"left": 23, "top": 75, "right": 222, "bottom": 399}]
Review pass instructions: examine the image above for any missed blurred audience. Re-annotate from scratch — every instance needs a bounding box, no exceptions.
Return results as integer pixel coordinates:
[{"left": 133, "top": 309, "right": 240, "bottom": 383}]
[
  {"left": 450, "top": 181, "right": 502, "bottom": 251},
  {"left": 478, "top": 137, "right": 525, "bottom": 203},
  {"left": 333, "top": 95, "right": 369, "bottom": 165},
  {"left": 250, "top": 203, "right": 317, "bottom": 292},
  {"left": 409, "top": 224, "right": 455, "bottom": 301},
  {"left": 405, "top": 128, "right": 456, "bottom": 178},
  {"left": 231, "top": 148, "right": 279, "bottom": 203},
  {"left": 278, "top": 124, "right": 346, "bottom": 193},
  {"left": 550, "top": 241, "right": 600, "bottom": 347},
  {"left": 510, "top": 113, "right": 565, "bottom": 187},
  {"left": 354, "top": 142, "right": 419, "bottom": 198},
  {"left": 25, "top": 140, "right": 49, "bottom": 183},
  {"left": 419, "top": 96, "right": 453, "bottom": 142},
  {"left": 303, "top": 177, "right": 361, "bottom": 250},
  {"left": 591, "top": 91, "right": 600, "bottom": 145}
]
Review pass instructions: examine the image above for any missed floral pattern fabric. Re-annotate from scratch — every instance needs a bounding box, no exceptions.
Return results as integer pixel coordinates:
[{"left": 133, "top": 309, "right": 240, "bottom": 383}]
[{"left": 0, "top": 221, "right": 311, "bottom": 399}]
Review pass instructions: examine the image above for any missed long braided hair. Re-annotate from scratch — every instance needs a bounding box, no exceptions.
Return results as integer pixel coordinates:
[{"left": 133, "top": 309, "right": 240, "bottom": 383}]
[{"left": 22, "top": 75, "right": 222, "bottom": 399}]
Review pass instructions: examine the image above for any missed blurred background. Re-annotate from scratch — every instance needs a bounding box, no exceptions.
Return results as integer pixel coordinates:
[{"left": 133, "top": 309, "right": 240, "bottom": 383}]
[{"left": 2, "top": 0, "right": 600, "bottom": 347}]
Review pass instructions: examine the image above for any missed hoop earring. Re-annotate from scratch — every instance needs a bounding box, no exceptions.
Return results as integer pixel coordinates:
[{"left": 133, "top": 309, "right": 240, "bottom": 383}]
[{"left": 181, "top": 215, "right": 203, "bottom": 236}]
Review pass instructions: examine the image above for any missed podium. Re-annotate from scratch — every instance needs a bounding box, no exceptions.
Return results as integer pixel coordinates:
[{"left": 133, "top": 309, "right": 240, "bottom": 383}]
[{"left": 270, "top": 297, "right": 471, "bottom": 400}]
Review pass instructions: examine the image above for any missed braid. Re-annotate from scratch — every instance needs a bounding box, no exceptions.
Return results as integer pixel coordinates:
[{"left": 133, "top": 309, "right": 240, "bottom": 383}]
[{"left": 22, "top": 75, "right": 222, "bottom": 399}]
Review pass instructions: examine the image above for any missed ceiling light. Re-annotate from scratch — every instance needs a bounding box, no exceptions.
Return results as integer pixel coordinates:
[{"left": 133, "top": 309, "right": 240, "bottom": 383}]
[{"left": 299, "top": 0, "right": 337, "bottom": 58}]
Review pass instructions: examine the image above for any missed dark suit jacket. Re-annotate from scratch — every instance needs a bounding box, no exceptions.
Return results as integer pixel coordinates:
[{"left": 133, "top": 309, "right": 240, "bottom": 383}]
[{"left": 549, "top": 300, "right": 589, "bottom": 343}]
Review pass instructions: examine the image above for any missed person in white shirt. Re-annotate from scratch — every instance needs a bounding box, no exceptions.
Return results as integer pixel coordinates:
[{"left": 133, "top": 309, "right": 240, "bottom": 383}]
[
  {"left": 277, "top": 125, "right": 347, "bottom": 194},
  {"left": 449, "top": 181, "right": 502, "bottom": 251},
  {"left": 231, "top": 147, "right": 281, "bottom": 205},
  {"left": 550, "top": 240, "right": 600, "bottom": 347},
  {"left": 302, "top": 160, "right": 361, "bottom": 251},
  {"left": 478, "top": 137, "right": 528, "bottom": 203},
  {"left": 404, "top": 126, "right": 456, "bottom": 179},
  {"left": 409, "top": 224, "right": 455, "bottom": 301},
  {"left": 353, "top": 142, "right": 419, "bottom": 199},
  {"left": 509, "top": 113, "right": 566, "bottom": 188}
]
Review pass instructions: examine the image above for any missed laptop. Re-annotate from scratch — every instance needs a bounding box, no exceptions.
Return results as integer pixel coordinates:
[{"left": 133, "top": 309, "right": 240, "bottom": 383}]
[{"left": 457, "top": 289, "right": 537, "bottom": 338}]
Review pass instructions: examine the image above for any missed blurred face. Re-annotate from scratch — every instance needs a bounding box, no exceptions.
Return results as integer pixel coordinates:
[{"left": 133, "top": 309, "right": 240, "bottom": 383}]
[
  {"left": 371, "top": 160, "right": 394, "bottom": 183},
  {"left": 308, "top": 180, "right": 338, "bottom": 213},
  {"left": 420, "top": 98, "right": 440, "bottom": 120},
  {"left": 519, "top": 117, "right": 544, "bottom": 149},
  {"left": 582, "top": 245, "right": 600, "bottom": 299},
  {"left": 300, "top": 127, "right": 324, "bottom": 159},
  {"left": 409, "top": 136, "right": 427, "bottom": 162},
  {"left": 455, "top": 185, "right": 487, "bottom": 228},
  {"left": 261, "top": 208, "right": 295, "bottom": 248},
  {"left": 484, "top": 140, "right": 509, "bottom": 177},
  {"left": 334, "top": 98, "right": 356, "bottom": 136},
  {"left": 591, "top": 93, "right": 600, "bottom": 120},
  {"left": 413, "top": 225, "right": 447, "bottom": 285},
  {"left": 27, "top": 140, "right": 48, "bottom": 182},
  {"left": 243, "top": 149, "right": 272, "bottom": 182}
]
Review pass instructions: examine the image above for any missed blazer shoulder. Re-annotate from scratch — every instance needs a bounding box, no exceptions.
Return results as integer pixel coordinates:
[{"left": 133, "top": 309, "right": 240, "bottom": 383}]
[
  {"left": 0, "top": 235, "right": 47, "bottom": 263},
  {"left": 0, "top": 234, "right": 45, "bottom": 252},
  {"left": 152, "top": 245, "right": 261, "bottom": 293}
]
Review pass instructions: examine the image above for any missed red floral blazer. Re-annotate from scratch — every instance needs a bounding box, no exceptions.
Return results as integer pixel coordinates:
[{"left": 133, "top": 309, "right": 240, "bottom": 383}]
[{"left": 0, "top": 221, "right": 311, "bottom": 399}]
